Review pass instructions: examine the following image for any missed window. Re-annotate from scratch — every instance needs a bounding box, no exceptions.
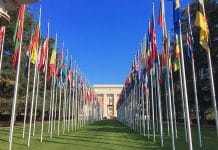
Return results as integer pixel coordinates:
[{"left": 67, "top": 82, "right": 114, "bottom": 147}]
[{"left": 108, "top": 95, "right": 114, "bottom": 106}]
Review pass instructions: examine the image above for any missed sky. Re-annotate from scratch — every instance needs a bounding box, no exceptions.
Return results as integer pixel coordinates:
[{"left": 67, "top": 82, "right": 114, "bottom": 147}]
[{"left": 29, "top": 0, "right": 190, "bottom": 85}]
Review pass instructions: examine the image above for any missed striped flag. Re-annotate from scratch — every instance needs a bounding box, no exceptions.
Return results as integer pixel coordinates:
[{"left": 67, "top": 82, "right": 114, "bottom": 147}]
[
  {"left": 38, "top": 38, "right": 49, "bottom": 72},
  {"left": 13, "top": 4, "right": 25, "bottom": 70},
  {"left": 186, "top": 5, "right": 194, "bottom": 62}
]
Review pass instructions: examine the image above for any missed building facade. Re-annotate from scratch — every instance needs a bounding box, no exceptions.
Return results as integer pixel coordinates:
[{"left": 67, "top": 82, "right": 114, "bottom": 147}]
[{"left": 93, "top": 84, "right": 123, "bottom": 119}]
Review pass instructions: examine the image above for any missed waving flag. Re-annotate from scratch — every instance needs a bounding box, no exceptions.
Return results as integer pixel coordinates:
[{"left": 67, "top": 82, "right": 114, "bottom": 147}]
[
  {"left": 49, "top": 37, "right": 57, "bottom": 77},
  {"left": 186, "top": 4, "right": 194, "bottom": 62},
  {"left": 24, "top": 33, "right": 33, "bottom": 77},
  {"left": 195, "top": 0, "right": 209, "bottom": 51},
  {"left": 38, "top": 38, "right": 49, "bottom": 71},
  {"left": 13, "top": 4, "right": 25, "bottom": 70},
  {"left": 173, "top": 0, "right": 181, "bottom": 35}
]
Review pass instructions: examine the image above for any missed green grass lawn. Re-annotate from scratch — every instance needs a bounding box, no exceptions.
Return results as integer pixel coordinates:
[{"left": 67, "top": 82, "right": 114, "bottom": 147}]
[{"left": 0, "top": 120, "right": 217, "bottom": 150}]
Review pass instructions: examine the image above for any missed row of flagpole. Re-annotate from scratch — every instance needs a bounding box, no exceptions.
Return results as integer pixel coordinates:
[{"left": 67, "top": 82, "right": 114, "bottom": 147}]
[
  {"left": 0, "top": 3, "right": 102, "bottom": 150},
  {"left": 117, "top": 0, "right": 217, "bottom": 150}
]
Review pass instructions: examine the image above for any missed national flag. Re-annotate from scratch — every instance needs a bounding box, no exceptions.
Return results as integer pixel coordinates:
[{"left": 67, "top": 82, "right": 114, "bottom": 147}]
[
  {"left": 147, "top": 20, "right": 153, "bottom": 72},
  {"left": 151, "top": 5, "right": 158, "bottom": 63},
  {"left": 30, "top": 27, "right": 40, "bottom": 64},
  {"left": 49, "top": 39, "right": 57, "bottom": 77},
  {"left": 30, "top": 7, "right": 41, "bottom": 64},
  {"left": 158, "top": 0, "right": 163, "bottom": 27},
  {"left": 195, "top": 0, "right": 209, "bottom": 51},
  {"left": 173, "top": 0, "right": 181, "bottom": 35},
  {"left": 0, "top": 27, "right": 6, "bottom": 44},
  {"left": 24, "top": 33, "right": 33, "bottom": 77},
  {"left": 38, "top": 38, "right": 49, "bottom": 71},
  {"left": 13, "top": 4, "right": 25, "bottom": 70},
  {"left": 62, "top": 52, "right": 68, "bottom": 83},
  {"left": 186, "top": 4, "right": 194, "bottom": 62},
  {"left": 173, "top": 34, "right": 180, "bottom": 72}
]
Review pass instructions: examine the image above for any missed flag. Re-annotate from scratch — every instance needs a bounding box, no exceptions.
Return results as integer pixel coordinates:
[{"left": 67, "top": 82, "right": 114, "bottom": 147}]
[
  {"left": 62, "top": 52, "right": 68, "bottom": 83},
  {"left": 0, "top": 27, "right": 6, "bottom": 44},
  {"left": 158, "top": 0, "right": 163, "bottom": 27},
  {"left": 151, "top": 6, "right": 158, "bottom": 63},
  {"left": 30, "top": 27, "right": 40, "bottom": 64},
  {"left": 24, "top": 33, "right": 33, "bottom": 77},
  {"left": 173, "top": 34, "right": 180, "bottom": 72},
  {"left": 49, "top": 40, "right": 57, "bottom": 77},
  {"left": 186, "top": 4, "right": 194, "bottom": 62},
  {"left": 195, "top": 0, "right": 209, "bottom": 51},
  {"left": 173, "top": 0, "right": 181, "bottom": 35},
  {"left": 30, "top": 7, "right": 41, "bottom": 64},
  {"left": 38, "top": 38, "right": 49, "bottom": 71},
  {"left": 13, "top": 4, "right": 25, "bottom": 70},
  {"left": 147, "top": 21, "right": 153, "bottom": 72}
]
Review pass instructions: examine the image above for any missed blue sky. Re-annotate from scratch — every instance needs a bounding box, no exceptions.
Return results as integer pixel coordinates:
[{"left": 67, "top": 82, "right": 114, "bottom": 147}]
[{"left": 29, "top": 0, "right": 190, "bottom": 85}]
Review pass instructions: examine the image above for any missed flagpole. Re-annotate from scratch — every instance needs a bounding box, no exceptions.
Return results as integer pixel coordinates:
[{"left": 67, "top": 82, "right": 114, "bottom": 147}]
[
  {"left": 178, "top": 19, "right": 193, "bottom": 149},
  {"left": 170, "top": 62, "right": 178, "bottom": 139},
  {"left": 74, "top": 66, "right": 78, "bottom": 131},
  {"left": 40, "top": 20, "right": 50, "bottom": 142},
  {"left": 0, "top": 27, "right": 6, "bottom": 75},
  {"left": 58, "top": 40, "right": 64, "bottom": 136},
  {"left": 146, "top": 84, "right": 150, "bottom": 138},
  {"left": 68, "top": 54, "right": 72, "bottom": 132},
  {"left": 178, "top": 58, "right": 187, "bottom": 143},
  {"left": 141, "top": 81, "right": 145, "bottom": 136},
  {"left": 166, "top": 32, "right": 175, "bottom": 150},
  {"left": 9, "top": 5, "right": 26, "bottom": 150},
  {"left": 150, "top": 69, "right": 155, "bottom": 142},
  {"left": 50, "top": 75, "right": 56, "bottom": 138},
  {"left": 54, "top": 79, "right": 58, "bottom": 131},
  {"left": 22, "top": 32, "right": 33, "bottom": 139},
  {"left": 187, "top": 3, "right": 202, "bottom": 147},
  {"left": 165, "top": 80, "right": 170, "bottom": 136},
  {"left": 48, "top": 83, "right": 53, "bottom": 132},
  {"left": 156, "top": 57, "right": 163, "bottom": 147},
  {"left": 27, "top": 43, "right": 42, "bottom": 147},
  {"left": 71, "top": 61, "right": 76, "bottom": 130},
  {"left": 33, "top": 65, "right": 40, "bottom": 136}
]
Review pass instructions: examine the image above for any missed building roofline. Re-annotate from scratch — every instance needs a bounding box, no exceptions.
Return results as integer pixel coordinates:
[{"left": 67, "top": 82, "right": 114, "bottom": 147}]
[{"left": 93, "top": 84, "right": 123, "bottom": 88}]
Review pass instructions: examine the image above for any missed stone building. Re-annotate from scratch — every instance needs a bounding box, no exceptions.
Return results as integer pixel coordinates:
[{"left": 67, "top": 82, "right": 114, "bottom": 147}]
[{"left": 93, "top": 84, "right": 123, "bottom": 119}]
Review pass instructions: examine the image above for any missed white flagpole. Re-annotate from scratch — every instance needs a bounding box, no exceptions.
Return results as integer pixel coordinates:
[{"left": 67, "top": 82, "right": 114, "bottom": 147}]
[
  {"left": 9, "top": 5, "right": 26, "bottom": 150},
  {"left": 40, "top": 20, "right": 50, "bottom": 142},
  {"left": 33, "top": 60, "right": 40, "bottom": 136},
  {"left": 188, "top": 3, "right": 202, "bottom": 147},
  {"left": 48, "top": 83, "right": 53, "bottom": 132},
  {"left": 27, "top": 44, "right": 42, "bottom": 147},
  {"left": 50, "top": 75, "right": 56, "bottom": 138},
  {"left": 68, "top": 55, "right": 73, "bottom": 132},
  {"left": 54, "top": 80, "right": 58, "bottom": 131},
  {"left": 74, "top": 66, "right": 78, "bottom": 131},
  {"left": 166, "top": 32, "right": 175, "bottom": 150},
  {"left": 165, "top": 81, "right": 170, "bottom": 136},
  {"left": 146, "top": 85, "right": 150, "bottom": 138},
  {"left": 170, "top": 63, "right": 178, "bottom": 139},
  {"left": 156, "top": 57, "right": 163, "bottom": 147},
  {"left": 150, "top": 69, "right": 155, "bottom": 142},
  {"left": 58, "top": 40, "right": 64, "bottom": 136},
  {"left": 71, "top": 61, "right": 76, "bottom": 130},
  {"left": 141, "top": 80, "right": 145, "bottom": 137},
  {"left": 22, "top": 32, "right": 33, "bottom": 139},
  {"left": 0, "top": 26, "right": 6, "bottom": 75},
  {"left": 178, "top": 15, "right": 193, "bottom": 149}
]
